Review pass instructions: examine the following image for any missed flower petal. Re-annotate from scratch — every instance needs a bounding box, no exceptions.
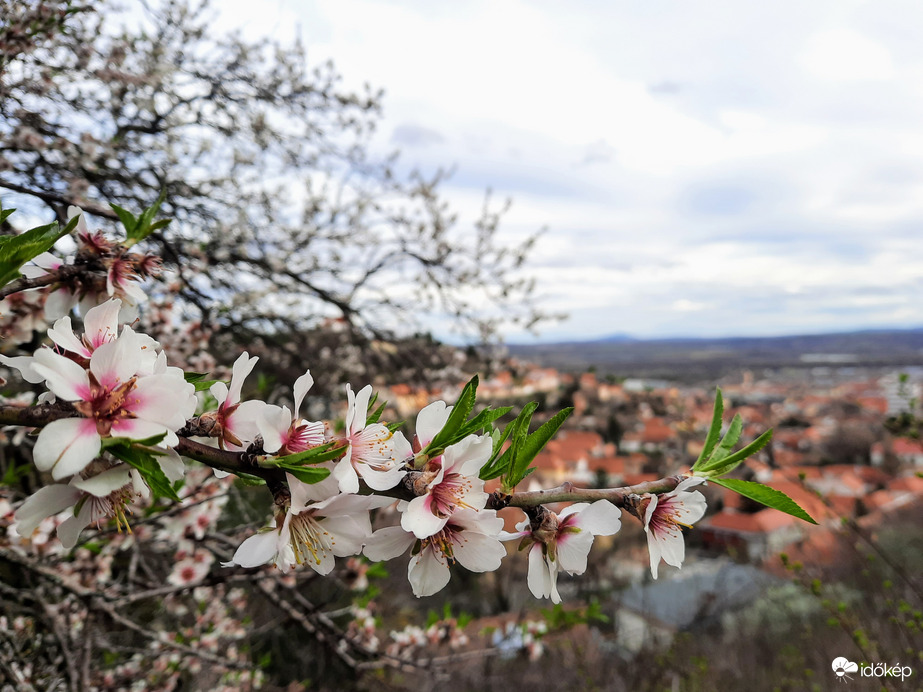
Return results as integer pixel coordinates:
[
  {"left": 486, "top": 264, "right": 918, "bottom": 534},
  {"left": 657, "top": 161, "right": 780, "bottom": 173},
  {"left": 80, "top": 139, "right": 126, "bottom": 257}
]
[
  {"left": 109, "top": 418, "right": 171, "bottom": 444},
  {"left": 58, "top": 501, "right": 98, "bottom": 550},
  {"left": 89, "top": 337, "right": 139, "bottom": 390},
  {"left": 556, "top": 528, "right": 594, "bottom": 575},
  {"left": 349, "top": 384, "right": 373, "bottom": 436},
  {"left": 364, "top": 526, "right": 415, "bottom": 562},
  {"left": 210, "top": 381, "right": 229, "bottom": 406},
  {"left": 654, "top": 529, "right": 686, "bottom": 570},
  {"left": 257, "top": 405, "right": 291, "bottom": 454},
  {"left": 358, "top": 460, "right": 406, "bottom": 491},
  {"left": 31, "top": 349, "right": 92, "bottom": 401},
  {"left": 14, "top": 484, "right": 81, "bottom": 537},
  {"left": 156, "top": 448, "right": 186, "bottom": 481},
  {"left": 528, "top": 545, "right": 560, "bottom": 602},
  {"left": 225, "top": 530, "right": 280, "bottom": 568},
  {"left": 415, "top": 400, "right": 452, "bottom": 447},
  {"left": 227, "top": 352, "right": 258, "bottom": 407},
  {"left": 82, "top": 299, "right": 122, "bottom": 349},
  {"left": 226, "top": 399, "right": 267, "bottom": 446},
  {"left": 47, "top": 316, "right": 91, "bottom": 357},
  {"left": 71, "top": 465, "right": 131, "bottom": 496},
  {"left": 401, "top": 495, "right": 448, "bottom": 539},
  {"left": 0, "top": 354, "right": 44, "bottom": 384},
  {"left": 670, "top": 491, "right": 708, "bottom": 525},
  {"left": 452, "top": 531, "right": 505, "bottom": 573},
  {"left": 33, "top": 418, "right": 101, "bottom": 479},
  {"left": 570, "top": 500, "right": 622, "bottom": 536},
  {"left": 321, "top": 514, "right": 370, "bottom": 558},
  {"left": 408, "top": 547, "right": 451, "bottom": 597},
  {"left": 292, "top": 370, "right": 314, "bottom": 418},
  {"left": 332, "top": 456, "right": 360, "bottom": 494}
]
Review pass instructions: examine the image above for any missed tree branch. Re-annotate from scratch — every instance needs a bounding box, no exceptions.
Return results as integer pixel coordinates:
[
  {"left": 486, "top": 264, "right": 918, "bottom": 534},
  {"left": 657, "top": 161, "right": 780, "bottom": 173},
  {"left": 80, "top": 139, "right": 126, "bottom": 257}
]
[
  {"left": 0, "top": 404, "right": 687, "bottom": 513},
  {"left": 0, "top": 262, "right": 97, "bottom": 300}
]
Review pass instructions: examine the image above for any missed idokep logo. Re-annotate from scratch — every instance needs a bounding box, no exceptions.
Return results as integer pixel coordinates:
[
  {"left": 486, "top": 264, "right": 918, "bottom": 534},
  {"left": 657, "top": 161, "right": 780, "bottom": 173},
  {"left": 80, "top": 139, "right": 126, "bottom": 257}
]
[
  {"left": 832, "top": 657, "right": 914, "bottom": 683},
  {"left": 832, "top": 657, "right": 859, "bottom": 682}
]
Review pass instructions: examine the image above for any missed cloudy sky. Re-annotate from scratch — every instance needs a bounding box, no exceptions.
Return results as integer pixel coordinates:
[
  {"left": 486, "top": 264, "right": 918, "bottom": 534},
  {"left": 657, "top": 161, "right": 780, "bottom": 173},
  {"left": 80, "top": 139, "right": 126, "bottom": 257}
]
[{"left": 217, "top": 0, "right": 923, "bottom": 343}]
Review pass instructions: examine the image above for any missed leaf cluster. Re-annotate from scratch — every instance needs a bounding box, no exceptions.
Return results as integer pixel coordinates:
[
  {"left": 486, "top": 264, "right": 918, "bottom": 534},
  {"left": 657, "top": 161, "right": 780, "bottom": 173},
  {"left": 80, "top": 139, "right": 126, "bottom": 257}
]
[
  {"left": 100, "top": 433, "right": 180, "bottom": 502},
  {"left": 419, "top": 375, "right": 572, "bottom": 494},
  {"left": 0, "top": 208, "right": 79, "bottom": 288},
  {"left": 110, "top": 190, "right": 171, "bottom": 246},
  {"left": 692, "top": 388, "right": 816, "bottom": 524}
]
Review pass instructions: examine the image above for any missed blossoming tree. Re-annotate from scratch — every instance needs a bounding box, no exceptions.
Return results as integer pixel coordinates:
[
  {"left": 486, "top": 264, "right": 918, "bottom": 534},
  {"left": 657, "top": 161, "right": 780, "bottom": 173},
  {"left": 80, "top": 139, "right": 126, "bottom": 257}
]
[{"left": 0, "top": 202, "right": 817, "bottom": 688}]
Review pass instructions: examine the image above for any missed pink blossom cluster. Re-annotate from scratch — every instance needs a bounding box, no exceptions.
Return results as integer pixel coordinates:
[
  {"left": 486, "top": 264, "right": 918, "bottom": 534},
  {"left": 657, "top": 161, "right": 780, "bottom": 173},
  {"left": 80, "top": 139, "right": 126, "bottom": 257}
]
[
  {"left": 3, "top": 295, "right": 709, "bottom": 611},
  {"left": 0, "top": 206, "right": 161, "bottom": 345},
  {"left": 0, "top": 466, "right": 260, "bottom": 689}
]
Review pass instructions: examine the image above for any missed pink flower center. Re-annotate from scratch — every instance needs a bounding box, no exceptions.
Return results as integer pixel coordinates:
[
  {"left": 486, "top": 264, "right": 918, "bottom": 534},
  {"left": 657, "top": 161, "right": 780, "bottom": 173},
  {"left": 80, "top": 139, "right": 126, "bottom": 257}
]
[
  {"left": 283, "top": 421, "right": 325, "bottom": 454},
  {"left": 348, "top": 426, "right": 394, "bottom": 471},
  {"left": 427, "top": 469, "right": 475, "bottom": 520},
  {"left": 648, "top": 497, "right": 686, "bottom": 539},
  {"left": 74, "top": 373, "right": 139, "bottom": 436}
]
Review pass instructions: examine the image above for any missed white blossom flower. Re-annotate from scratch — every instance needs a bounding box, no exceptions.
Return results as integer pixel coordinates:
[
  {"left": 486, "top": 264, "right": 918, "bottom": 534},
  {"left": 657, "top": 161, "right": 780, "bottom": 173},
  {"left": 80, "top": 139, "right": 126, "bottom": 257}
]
[
  {"left": 14, "top": 465, "right": 147, "bottom": 549},
  {"left": 13, "top": 316, "right": 195, "bottom": 479},
  {"left": 400, "top": 433, "right": 492, "bottom": 539},
  {"left": 224, "top": 472, "right": 392, "bottom": 574},
  {"left": 332, "top": 384, "right": 406, "bottom": 493},
  {"left": 20, "top": 251, "right": 77, "bottom": 321},
  {"left": 257, "top": 370, "right": 325, "bottom": 455},
  {"left": 207, "top": 351, "right": 267, "bottom": 451},
  {"left": 365, "top": 509, "right": 506, "bottom": 598},
  {"left": 505, "top": 500, "right": 622, "bottom": 603},
  {"left": 46, "top": 299, "right": 122, "bottom": 358},
  {"left": 643, "top": 476, "right": 707, "bottom": 579}
]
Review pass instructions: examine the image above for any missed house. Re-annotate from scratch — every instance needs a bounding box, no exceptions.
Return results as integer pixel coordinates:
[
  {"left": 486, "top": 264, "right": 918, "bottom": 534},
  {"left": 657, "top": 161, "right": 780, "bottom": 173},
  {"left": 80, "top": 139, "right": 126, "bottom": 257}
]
[
  {"left": 614, "top": 560, "right": 780, "bottom": 654},
  {"left": 700, "top": 509, "right": 803, "bottom": 562}
]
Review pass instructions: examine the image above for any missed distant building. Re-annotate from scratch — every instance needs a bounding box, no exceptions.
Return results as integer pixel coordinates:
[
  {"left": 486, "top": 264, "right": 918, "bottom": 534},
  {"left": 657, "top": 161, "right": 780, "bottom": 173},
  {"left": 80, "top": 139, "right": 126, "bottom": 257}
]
[{"left": 614, "top": 560, "right": 780, "bottom": 654}]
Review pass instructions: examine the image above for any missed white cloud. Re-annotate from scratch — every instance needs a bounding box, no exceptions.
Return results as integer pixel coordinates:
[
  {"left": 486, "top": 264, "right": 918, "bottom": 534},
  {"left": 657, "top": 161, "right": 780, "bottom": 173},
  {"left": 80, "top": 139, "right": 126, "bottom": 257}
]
[
  {"left": 802, "top": 28, "right": 895, "bottom": 82},
  {"left": 210, "top": 0, "right": 923, "bottom": 341}
]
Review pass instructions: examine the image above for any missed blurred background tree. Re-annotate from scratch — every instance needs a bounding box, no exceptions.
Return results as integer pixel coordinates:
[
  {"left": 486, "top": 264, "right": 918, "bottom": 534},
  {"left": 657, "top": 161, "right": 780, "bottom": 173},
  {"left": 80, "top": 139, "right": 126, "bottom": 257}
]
[{"left": 0, "top": 0, "right": 553, "bottom": 392}]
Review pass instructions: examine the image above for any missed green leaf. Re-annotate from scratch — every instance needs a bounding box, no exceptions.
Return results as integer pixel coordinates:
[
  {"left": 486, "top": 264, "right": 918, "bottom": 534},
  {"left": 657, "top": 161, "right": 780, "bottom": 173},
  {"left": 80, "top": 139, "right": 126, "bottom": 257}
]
[
  {"left": 183, "top": 372, "right": 223, "bottom": 391},
  {"left": 284, "top": 466, "right": 332, "bottom": 485},
  {"left": 234, "top": 473, "right": 267, "bottom": 486},
  {"left": 423, "top": 375, "right": 479, "bottom": 455},
  {"left": 0, "top": 215, "right": 79, "bottom": 288},
  {"left": 271, "top": 442, "right": 346, "bottom": 467},
  {"left": 101, "top": 432, "right": 168, "bottom": 449},
  {"left": 183, "top": 372, "right": 209, "bottom": 382},
  {"left": 479, "top": 416, "right": 518, "bottom": 481},
  {"left": 455, "top": 405, "right": 513, "bottom": 440},
  {"left": 697, "top": 428, "right": 773, "bottom": 477},
  {"left": 1, "top": 462, "right": 31, "bottom": 486},
  {"left": 703, "top": 413, "right": 744, "bottom": 469},
  {"left": 109, "top": 204, "right": 138, "bottom": 235},
  {"left": 711, "top": 477, "right": 817, "bottom": 524},
  {"left": 693, "top": 388, "right": 724, "bottom": 471},
  {"left": 367, "top": 400, "right": 387, "bottom": 425},
  {"left": 146, "top": 218, "right": 172, "bottom": 234},
  {"left": 106, "top": 442, "right": 180, "bottom": 502},
  {"left": 0, "top": 206, "right": 15, "bottom": 225},
  {"left": 514, "top": 406, "right": 573, "bottom": 478},
  {"left": 113, "top": 190, "right": 171, "bottom": 245},
  {"left": 495, "top": 402, "right": 538, "bottom": 489},
  {"left": 716, "top": 414, "right": 743, "bottom": 457}
]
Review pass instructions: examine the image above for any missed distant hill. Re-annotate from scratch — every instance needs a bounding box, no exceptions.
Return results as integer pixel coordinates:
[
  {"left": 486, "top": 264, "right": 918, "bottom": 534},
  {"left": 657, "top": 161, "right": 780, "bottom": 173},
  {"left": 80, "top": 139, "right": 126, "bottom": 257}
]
[{"left": 507, "top": 329, "right": 923, "bottom": 382}]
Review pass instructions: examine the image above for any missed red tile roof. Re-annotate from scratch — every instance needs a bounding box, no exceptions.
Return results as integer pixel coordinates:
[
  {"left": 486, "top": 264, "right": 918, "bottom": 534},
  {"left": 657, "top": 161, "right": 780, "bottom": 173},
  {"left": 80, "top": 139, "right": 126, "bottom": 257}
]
[{"left": 705, "top": 508, "right": 796, "bottom": 533}]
